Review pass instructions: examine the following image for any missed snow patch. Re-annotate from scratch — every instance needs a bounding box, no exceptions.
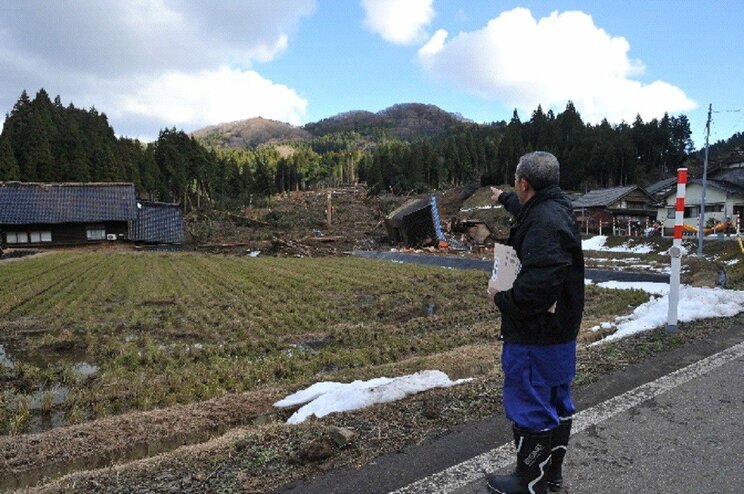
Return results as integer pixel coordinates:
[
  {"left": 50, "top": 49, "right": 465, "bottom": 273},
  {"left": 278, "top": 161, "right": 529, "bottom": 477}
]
[
  {"left": 592, "top": 285, "right": 744, "bottom": 345},
  {"left": 582, "top": 235, "right": 654, "bottom": 254},
  {"left": 274, "top": 370, "right": 473, "bottom": 424}
]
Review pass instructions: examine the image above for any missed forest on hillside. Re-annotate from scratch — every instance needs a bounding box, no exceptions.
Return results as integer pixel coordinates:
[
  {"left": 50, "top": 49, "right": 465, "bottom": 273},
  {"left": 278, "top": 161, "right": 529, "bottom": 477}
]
[{"left": 1, "top": 88, "right": 737, "bottom": 210}]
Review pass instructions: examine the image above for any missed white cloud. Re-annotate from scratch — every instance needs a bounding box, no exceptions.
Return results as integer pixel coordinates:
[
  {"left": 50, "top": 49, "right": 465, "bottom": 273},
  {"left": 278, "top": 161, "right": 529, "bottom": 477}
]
[
  {"left": 417, "top": 8, "right": 696, "bottom": 123},
  {"left": 361, "top": 0, "right": 435, "bottom": 45},
  {"left": 419, "top": 28, "right": 448, "bottom": 57},
  {"left": 115, "top": 66, "right": 307, "bottom": 130},
  {"left": 0, "top": 0, "right": 315, "bottom": 140}
]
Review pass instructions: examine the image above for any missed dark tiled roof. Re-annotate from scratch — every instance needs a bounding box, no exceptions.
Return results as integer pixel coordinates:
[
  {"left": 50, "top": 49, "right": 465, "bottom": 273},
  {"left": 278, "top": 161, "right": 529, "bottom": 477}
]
[
  {"left": 653, "top": 178, "right": 744, "bottom": 199},
  {"left": 387, "top": 195, "right": 433, "bottom": 220},
  {"left": 709, "top": 166, "right": 744, "bottom": 188},
  {"left": 691, "top": 179, "right": 744, "bottom": 196},
  {"left": 0, "top": 182, "right": 137, "bottom": 225},
  {"left": 129, "top": 201, "right": 184, "bottom": 244},
  {"left": 571, "top": 185, "right": 638, "bottom": 208},
  {"left": 645, "top": 177, "right": 677, "bottom": 195}
]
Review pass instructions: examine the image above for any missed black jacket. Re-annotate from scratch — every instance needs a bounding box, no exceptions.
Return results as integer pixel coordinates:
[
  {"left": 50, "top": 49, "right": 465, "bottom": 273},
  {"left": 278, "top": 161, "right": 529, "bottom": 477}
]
[{"left": 495, "top": 185, "right": 584, "bottom": 345}]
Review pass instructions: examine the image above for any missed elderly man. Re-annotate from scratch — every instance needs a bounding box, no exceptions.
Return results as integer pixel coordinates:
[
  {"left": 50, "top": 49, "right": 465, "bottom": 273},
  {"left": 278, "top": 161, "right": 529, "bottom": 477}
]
[{"left": 486, "top": 151, "right": 585, "bottom": 494}]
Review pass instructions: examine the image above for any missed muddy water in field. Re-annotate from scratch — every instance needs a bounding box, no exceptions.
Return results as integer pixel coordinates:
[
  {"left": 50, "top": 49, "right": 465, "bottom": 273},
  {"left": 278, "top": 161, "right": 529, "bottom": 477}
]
[
  {"left": 0, "top": 343, "right": 15, "bottom": 369},
  {"left": 0, "top": 341, "right": 99, "bottom": 433},
  {"left": 0, "top": 341, "right": 98, "bottom": 374}
]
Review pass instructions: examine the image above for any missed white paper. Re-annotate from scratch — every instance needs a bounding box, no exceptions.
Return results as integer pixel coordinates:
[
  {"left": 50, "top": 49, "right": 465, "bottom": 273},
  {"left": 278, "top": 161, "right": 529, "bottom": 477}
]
[{"left": 489, "top": 243, "right": 521, "bottom": 292}]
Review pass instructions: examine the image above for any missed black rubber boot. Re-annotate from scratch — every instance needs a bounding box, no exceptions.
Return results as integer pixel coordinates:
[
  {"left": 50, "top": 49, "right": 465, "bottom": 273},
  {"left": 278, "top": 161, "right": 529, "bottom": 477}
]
[
  {"left": 486, "top": 425, "right": 552, "bottom": 494},
  {"left": 546, "top": 418, "right": 572, "bottom": 492}
]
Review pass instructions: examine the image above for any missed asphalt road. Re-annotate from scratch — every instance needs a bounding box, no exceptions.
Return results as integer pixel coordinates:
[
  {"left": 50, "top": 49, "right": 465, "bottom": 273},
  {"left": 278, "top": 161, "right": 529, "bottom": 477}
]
[
  {"left": 352, "top": 251, "right": 670, "bottom": 283},
  {"left": 448, "top": 342, "right": 744, "bottom": 494},
  {"left": 274, "top": 325, "right": 744, "bottom": 494},
  {"left": 565, "top": 351, "right": 743, "bottom": 493}
]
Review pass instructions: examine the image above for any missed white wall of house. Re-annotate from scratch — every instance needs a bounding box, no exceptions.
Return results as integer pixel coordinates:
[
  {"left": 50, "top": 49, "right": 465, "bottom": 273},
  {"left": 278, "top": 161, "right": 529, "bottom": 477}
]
[{"left": 657, "top": 183, "right": 744, "bottom": 230}]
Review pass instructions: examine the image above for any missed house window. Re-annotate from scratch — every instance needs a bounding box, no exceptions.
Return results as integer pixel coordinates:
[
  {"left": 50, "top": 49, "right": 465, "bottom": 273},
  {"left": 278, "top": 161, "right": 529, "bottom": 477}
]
[
  {"left": 684, "top": 206, "right": 700, "bottom": 218},
  {"left": 28, "top": 231, "right": 53, "bottom": 243},
  {"left": 704, "top": 204, "right": 724, "bottom": 213},
  {"left": 6, "top": 231, "right": 52, "bottom": 244},
  {"left": 667, "top": 208, "right": 675, "bottom": 219},
  {"left": 86, "top": 225, "right": 106, "bottom": 241},
  {"left": 7, "top": 232, "right": 29, "bottom": 244}
]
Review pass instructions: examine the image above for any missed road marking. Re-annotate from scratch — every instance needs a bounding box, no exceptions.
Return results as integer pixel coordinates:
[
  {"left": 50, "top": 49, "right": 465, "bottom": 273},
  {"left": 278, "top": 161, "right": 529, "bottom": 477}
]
[{"left": 389, "top": 340, "right": 744, "bottom": 494}]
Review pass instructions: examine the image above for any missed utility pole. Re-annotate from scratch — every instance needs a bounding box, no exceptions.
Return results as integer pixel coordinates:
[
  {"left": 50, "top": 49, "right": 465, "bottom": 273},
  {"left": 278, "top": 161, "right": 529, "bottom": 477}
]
[{"left": 697, "top": 104, "right": 712, "bottom": 256}]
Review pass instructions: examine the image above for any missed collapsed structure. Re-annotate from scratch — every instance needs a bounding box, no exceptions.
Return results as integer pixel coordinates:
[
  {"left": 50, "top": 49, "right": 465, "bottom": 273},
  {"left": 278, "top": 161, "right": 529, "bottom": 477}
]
[{"left": 385, "top": 195, "right": 448, "bottom": 248}]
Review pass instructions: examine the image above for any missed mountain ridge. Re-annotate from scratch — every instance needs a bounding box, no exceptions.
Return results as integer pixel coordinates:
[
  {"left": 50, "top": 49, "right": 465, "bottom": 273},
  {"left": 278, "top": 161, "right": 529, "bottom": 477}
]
[
  {"left": 190, "top": 102, "right": 475, "bottom": 149},
  {"left": 190, "top": 116, "right": 312, "bottom": 149}
]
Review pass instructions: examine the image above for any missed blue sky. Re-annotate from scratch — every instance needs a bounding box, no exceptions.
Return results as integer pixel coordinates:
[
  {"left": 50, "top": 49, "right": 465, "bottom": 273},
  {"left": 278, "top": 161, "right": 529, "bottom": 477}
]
[{"left": 1, "top": 1, "right": 742, "bottom": 150}]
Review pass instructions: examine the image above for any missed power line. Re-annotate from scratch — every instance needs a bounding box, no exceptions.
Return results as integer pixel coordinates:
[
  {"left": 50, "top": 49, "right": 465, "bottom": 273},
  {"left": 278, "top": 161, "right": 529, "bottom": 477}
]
[{"left": 711, "top": 112, "right": 744, "bottom": 141}]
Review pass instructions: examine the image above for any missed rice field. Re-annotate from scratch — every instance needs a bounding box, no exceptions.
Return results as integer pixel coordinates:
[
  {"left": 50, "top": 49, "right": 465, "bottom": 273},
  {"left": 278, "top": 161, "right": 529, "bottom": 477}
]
[
  {"left": 0, "top": 251, "right": 652, "bottom": 436},
  {"left": 0, "top": 251, "right": 497, "bottom": 434}
]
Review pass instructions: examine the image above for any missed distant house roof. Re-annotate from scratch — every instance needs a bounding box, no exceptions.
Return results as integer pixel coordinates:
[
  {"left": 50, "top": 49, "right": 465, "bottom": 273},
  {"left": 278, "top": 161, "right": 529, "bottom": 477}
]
[
  {"left": 0, "top": 182, "right": 137, "bottom": 225},
  {"left": 645, "top": 177, "right": 678, "bottom": 197},
  {"left": 571, "top": 185, "right": 651, "bottom": 209},
  {"left": 721, "top": 149, "right": 744, "bottom": 168},
  {"left": 692, "top": 179, "right": 744, "bottom": 196},
  {"left": 653, "top": 178, "right": 744, "bottom": 199},
  {"left": 129, "top": 201, "right": 185, "bottom": 244},
  {"left": 709, "top": 166, "right": 744, "bottom": 188}
]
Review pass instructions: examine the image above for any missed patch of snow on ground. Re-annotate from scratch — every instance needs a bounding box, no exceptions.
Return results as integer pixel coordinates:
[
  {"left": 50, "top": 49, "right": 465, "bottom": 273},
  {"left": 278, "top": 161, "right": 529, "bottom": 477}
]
[
  {"left": 582, "top": 235, "right": 654, "bottom": 254},
  {"left": 593, "top": 285, "right": 744, "bottom": 345},
  {"left": 459, "top": 205, "right": 502, "bottom": 212},
  {"left": 274, "top": 370, "right": 473, "bottom": 424},
  {"left": 595, "top": 281, "right": 669, "bottom": 296}
]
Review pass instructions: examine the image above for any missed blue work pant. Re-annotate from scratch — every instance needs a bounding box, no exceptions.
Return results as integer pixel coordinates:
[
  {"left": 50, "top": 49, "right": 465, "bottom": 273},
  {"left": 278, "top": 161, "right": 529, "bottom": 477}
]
[{"left": 501, "top": 342, "right": 576, "bottom": 431}]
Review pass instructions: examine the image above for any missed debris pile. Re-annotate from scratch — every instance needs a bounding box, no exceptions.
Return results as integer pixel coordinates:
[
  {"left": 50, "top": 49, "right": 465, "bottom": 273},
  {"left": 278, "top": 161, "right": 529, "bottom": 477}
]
[
  {"left": 184, "top": 184, "right": 516, "bottom": 256},
  {"left": 185, "top": 186, "right": 408, "bottom": 256}
]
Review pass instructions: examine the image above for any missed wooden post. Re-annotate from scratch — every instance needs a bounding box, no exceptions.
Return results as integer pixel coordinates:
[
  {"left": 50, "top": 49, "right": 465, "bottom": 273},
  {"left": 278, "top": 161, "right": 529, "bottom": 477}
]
[{"left": 326, "top": 190, "right": 333, "bottom": 227}]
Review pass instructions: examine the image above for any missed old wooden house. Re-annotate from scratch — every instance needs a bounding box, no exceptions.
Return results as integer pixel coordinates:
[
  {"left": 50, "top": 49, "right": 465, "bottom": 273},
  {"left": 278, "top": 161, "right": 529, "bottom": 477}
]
[
  {"left": 653, "top": 154, "right": 744, "bottom": 235},
  {"left": 0, "top": 182, "right": 184, "bottom": 247},
  {"left": 571, "top": 185, "right": 659, "bottom": 234}
]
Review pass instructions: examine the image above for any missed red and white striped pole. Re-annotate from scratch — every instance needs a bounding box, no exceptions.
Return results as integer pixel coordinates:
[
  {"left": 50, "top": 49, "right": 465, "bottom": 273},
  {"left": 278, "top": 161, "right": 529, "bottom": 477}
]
[{"left": 667, "top": 168, "right": 687, "bottom": 333}]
